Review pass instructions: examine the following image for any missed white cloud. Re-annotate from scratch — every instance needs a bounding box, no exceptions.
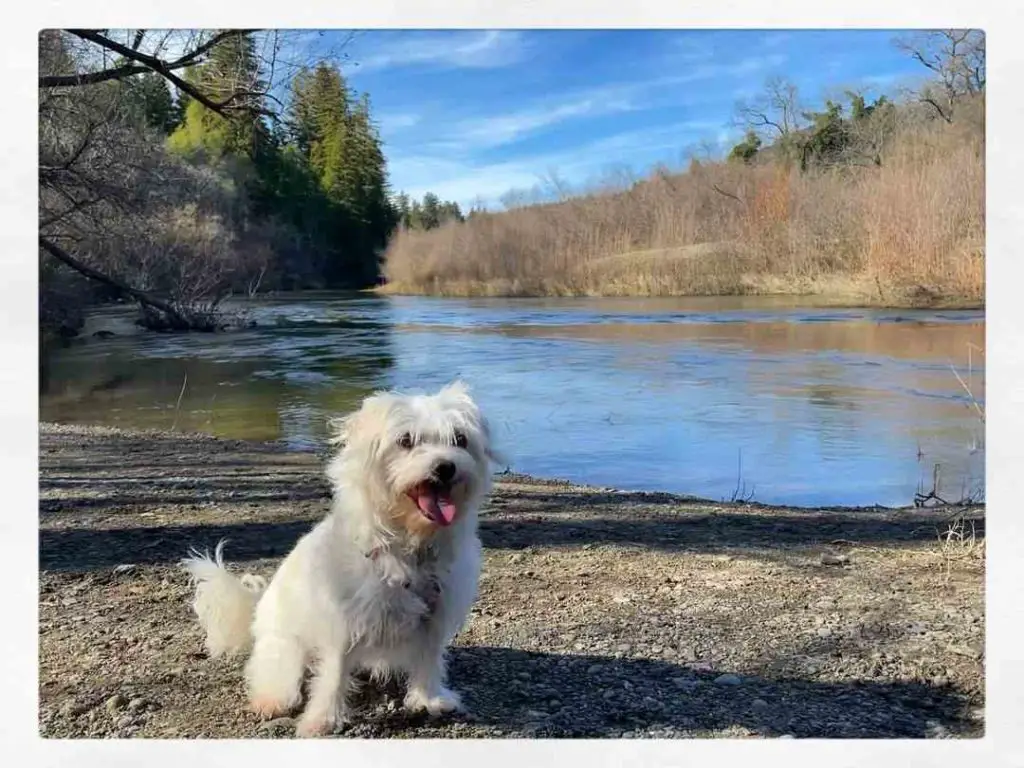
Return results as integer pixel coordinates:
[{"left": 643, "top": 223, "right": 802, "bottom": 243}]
[
  {"left": 387, "top": 156, "right": 542, "bottom": 207},
  {"left": 440, "top": 89, "right": 638, "bottom": 150},
  {"left": 594, "top": 52, "right": 789, "bottom": 95},
  {"left": 350, "top": 30, "right": 528, "bottom": 73},
  {"left": 414, "top": 54, "right": 784, "bottom": 154},
  {"left": 377, "top": 112, "right": 423, "bottom": 135},
  {"left": 378, "top": 36, "right": 789, "bottom": 208},
  {"left": 583, "top": 121, "right": 724, "bottom": 156},
  {"left": 389, "top": 120, "right": 729, "bottom": 209}
]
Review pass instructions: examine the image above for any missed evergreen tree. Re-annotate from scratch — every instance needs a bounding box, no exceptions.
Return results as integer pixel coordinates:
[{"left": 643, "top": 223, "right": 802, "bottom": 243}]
[
  {"left": 121, "top": 71, "right": 176, "bottom": 134},
  {"left": 394, "top": 192, "right": 412, "bottom": 228},
  {"left": 420, "top": 193, "right": 441, "bottom": 230},
  {"left": 392, "top": 192, "right": 464, "bottom": 230},
  {"left": 800, "top": 100, "right": 848, "bottom": 169},
  {"left": 167, "top": 32, "right": 269, "bottom": 161},
  {"left": 281, "top": 63, "right": 397, "bottom": 285},
  {"left": 728, "top": 130, "right": 762, "bottom": 164},
  {"left": 439, "top": 200, "right": 464, "bottom": 224}
]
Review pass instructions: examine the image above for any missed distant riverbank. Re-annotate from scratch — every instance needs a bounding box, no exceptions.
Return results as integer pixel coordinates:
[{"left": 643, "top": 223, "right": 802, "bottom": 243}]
[
  {"left": 374, "top": 260, "right": 984, "bottom": 310},
  {"left": 380, "top": 101, "right": 983, "bottom": 310}
]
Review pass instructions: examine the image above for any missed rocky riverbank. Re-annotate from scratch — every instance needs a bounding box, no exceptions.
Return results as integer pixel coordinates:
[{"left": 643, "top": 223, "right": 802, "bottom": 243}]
[{"left": 38, "top": 423, "right": 985, "bottom": 738}]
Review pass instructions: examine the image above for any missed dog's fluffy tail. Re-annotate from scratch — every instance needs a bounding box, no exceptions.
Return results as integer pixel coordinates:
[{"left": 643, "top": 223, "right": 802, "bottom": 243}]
[{"left": 181, "top": 540, "right": 267, "bottom": 658}]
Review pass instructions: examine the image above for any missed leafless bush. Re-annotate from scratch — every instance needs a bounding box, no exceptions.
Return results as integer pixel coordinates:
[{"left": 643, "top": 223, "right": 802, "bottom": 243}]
[
  {"left": 39, "top": 76, "right": 267, "bottom": 331},
  {"left": 38, "top": 28, "right": 343, "bottom": 335}
]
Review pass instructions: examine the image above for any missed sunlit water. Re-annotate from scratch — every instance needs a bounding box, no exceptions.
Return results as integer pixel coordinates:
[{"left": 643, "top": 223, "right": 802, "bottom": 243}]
[{"left": 39, "top": 293, "right": 985, "bottom": 508}]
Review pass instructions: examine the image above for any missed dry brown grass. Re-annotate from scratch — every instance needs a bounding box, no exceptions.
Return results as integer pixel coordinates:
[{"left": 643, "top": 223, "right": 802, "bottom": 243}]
[
  {"left": 935, "top": 513, "right": 985, "bottom": 580},
  {"left": 381, "top": 106, "right": 984, "bottom": 307}
]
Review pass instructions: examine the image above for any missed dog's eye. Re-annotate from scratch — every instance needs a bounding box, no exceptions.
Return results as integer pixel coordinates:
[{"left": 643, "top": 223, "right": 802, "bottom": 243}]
[
  {"left": 398, "top": 433, "right": 414, "bottom": 449},
  {"left": 454, "top": 431, "right": 468, "bottom": 449}
]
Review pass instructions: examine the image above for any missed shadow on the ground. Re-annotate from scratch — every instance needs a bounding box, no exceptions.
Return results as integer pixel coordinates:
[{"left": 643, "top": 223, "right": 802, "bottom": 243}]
[
  {"left": 39, "top": 520, "right": 316, "bottom": 572},
  {"left": 38, "top": 428, "right": 983, "bottom": 572},
  {"left": 478, "top": 505, "right": 982, "bottom": 551},
  {"left": 318, "top": 646, "right": 976, "bottom": 739},
  {"left": 38, "top": 506, "right": 983, "bottom": 572},
  {"left": 40, "top": 487, "right": 329, "bottom": 511}
]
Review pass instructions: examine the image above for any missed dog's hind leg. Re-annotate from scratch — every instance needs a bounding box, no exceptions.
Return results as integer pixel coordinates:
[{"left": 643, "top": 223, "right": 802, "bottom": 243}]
[
  {"left": 295, "top": 647, "right": 351, "bottom": 737},
  {"left": 245, "top": 635, "right": 305, "bottom": 720}
]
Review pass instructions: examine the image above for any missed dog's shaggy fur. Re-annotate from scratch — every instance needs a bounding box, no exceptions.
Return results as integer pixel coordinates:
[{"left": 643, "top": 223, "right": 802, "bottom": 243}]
[{"left": 182, "top": 381, "right": 497, "bottom": 737}]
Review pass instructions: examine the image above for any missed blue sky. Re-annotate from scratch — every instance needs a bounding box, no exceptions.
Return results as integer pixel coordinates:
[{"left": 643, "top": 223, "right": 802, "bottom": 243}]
[{"left": 320, "top": 30, "right": 926, "bottom": 210}]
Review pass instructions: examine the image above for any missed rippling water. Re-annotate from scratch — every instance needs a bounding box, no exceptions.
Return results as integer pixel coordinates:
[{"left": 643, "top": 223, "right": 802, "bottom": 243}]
[{"left": 39, "top": 293, "right": 985, "bottom": 508}]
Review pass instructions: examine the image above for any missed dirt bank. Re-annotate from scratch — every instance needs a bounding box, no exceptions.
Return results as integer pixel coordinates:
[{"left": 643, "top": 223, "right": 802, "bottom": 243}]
[{"left": 38, "top": 423, "right": 985, "bottom": 738}]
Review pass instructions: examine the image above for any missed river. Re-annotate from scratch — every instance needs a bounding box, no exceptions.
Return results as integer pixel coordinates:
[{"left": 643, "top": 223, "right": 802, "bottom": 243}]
[{"left": 39, "top": 293, "right": 985, "bottom": 508}]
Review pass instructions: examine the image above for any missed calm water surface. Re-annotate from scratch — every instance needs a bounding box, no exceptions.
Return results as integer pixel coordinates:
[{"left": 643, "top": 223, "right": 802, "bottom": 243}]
[{"left": 39, "top": 293, "right": 985, "bottom": 508}]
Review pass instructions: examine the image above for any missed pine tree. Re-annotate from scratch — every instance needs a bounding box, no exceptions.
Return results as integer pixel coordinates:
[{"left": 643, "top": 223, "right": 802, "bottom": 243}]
[
  {"left": 283, "top": 63, "right": 397, "bottom": 285},
  {"left": 420, "top": 193, "right": 441, "bottom": 230},
  {"left": 167, "top": 32, "right": 269, "bottom": 161},
  {"left": 728, "top": 130, "right": 762, "bottom": 164},
  {"left": 121, "top": 71, "right": 176, "bottom": 134},
  {"left": 394, "top": 192, "right": 412, "bottom": 228}
]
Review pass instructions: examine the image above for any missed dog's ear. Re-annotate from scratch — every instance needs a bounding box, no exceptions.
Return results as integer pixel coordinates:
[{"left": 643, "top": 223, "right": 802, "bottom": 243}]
[
  {"left": 326, "top": 412, "right": 356, "bottom": 447},
  {"left": 327, "top": 392, "right": 391, "bottom": 448},
  {"left": 440, "top": 379, "right": 471, "bottom": 400},
  {"left": 443, "top": 382, "right": 506, "bottom": 466}
]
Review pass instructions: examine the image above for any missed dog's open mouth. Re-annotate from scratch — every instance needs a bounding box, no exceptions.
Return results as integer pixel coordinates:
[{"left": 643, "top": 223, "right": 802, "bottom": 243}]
[{"left": 407, "top": 481, "right": 457, "bottom": 526}]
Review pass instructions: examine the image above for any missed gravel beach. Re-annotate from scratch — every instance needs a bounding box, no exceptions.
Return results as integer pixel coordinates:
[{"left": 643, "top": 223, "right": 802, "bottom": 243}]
[{"left": 38, "top": 423, "right": 985, "bottom": 739}]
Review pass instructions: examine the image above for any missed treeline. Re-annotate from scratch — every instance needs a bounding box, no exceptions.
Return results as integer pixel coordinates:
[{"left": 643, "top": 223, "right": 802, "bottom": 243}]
[
  {"left": 39, "top": 29, "right": 397, "bottom": 336},
  {"left": 381, "top": 30, "right": 985, "bottom": 307},
  {"left": 393, "top": 192, "right": 465, "bottom": 231}
]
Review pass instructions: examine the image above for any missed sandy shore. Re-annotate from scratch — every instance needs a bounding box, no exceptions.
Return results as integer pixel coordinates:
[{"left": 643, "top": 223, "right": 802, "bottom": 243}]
[{"left": 38, "top": 423, "right": 985, "bottom": 738}]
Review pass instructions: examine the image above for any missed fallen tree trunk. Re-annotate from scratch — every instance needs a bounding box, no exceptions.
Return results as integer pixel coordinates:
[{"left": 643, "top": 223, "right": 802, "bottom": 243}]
[{"left": 39, "top": 235, "right": 193, "bottom": 330}]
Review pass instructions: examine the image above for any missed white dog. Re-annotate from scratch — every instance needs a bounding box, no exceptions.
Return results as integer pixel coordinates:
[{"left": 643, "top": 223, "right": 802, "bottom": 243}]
[{"left": 181, "top": 381, "right": 497, "bottom": 737}]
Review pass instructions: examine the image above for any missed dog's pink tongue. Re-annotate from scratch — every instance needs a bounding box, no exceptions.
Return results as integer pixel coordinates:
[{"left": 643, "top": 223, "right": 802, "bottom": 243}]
[{"left": 416, "top": 489, "right": 457, "bottom": 525}]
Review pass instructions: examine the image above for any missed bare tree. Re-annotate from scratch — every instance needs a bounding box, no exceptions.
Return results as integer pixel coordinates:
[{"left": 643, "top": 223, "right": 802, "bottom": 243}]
[
  {"left": 38, "top": 29, "right": 342, "bottom": 331},
  {"left": 734, "top": 76, "right": 805, "bottom": 140},
  {"left": 894, "top": 29, "right": 985, "bottom": 123}
]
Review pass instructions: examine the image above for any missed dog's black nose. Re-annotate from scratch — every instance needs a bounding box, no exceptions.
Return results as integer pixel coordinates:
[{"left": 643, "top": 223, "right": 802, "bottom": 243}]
[{"left": 435, "top": 461, "right": 456, "bottom": 483}]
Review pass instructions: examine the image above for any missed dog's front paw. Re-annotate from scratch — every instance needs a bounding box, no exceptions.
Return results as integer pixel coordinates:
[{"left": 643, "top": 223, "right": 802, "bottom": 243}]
[
  {"left": 295, "top": 717, "right": 331, "bottom": 738},
  {"left": 251, "top": 695, "right": 291, "bottom": 720},
  {"left": 295, "top": 703, "right": 349, "bottom": 738},
  {"left": 404, "top": 686, "right": 463, "bottom": 716}
]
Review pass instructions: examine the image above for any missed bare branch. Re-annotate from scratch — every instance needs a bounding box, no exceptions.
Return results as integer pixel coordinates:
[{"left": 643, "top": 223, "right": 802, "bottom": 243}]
[
  {"left": 894, "top": 29, "right": 985, "bottom": 121},
  {"left": 735, "top": 76, "right": 804, "bottom": 141},
  {"left": 40, "top": 235, "right": 191, "bottom": 328},
  {"left": 49, "top": 29, "right": 269, "bottom": 117},
  {"left": 711, "top": 184, "right": 744, "bottom": 204},
  {"left": 167, "top": 29, "right": 256, "bottom": 68},
  {"left": 921, "top": 95, "right": 954, "bottom": 123},
  {"left": 42, "top": 62, "right": 162, "bottom": 88}
]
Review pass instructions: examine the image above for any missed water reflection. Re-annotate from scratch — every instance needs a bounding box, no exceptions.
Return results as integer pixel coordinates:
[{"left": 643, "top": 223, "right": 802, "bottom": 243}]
[
  {"left": 39, "top": 294, "right": 985, "bottom": 507},
  {"left": 40, "top": 297, "right": 397, "bottom": 447}
]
